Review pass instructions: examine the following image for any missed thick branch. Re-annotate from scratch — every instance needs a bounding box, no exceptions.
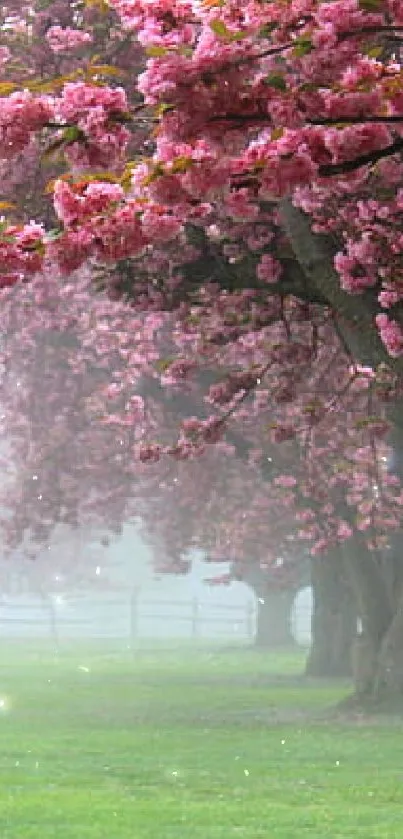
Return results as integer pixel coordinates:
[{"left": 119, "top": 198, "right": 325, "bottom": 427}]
[
  {"left": 318, "top": 138, "right": 403, "bottom": 176},
  {"left": 280, "top": 199, "right": 403, "bottom": 433},
  {"left": 280, "top": 200, "right": 403, "bottom": 369},
  {"left": 182, "top": 225, "right": 328, "bottom": 305},
  {"left": 310, "top": 116, "right": 403, "bottom": 125}
]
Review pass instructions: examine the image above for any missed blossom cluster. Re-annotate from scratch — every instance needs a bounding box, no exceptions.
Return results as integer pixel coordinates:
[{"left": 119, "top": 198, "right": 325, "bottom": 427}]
[{"left": 46, "top": 26, "right": 93, "bottom": 53}]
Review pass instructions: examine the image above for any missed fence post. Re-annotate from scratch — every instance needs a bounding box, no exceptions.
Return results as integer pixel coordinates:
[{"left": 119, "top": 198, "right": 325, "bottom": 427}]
[
  {"left": 191, "top": 597, "right": 200, "bottom": 640},
  {"left": 129, "top": 587, "right": 140, "bottom": 649}
]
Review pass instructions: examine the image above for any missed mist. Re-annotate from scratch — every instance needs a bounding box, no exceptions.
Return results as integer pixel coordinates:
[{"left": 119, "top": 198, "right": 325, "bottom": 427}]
[{"left": 0, "top": 525, "right": 312, "bottom": 648}]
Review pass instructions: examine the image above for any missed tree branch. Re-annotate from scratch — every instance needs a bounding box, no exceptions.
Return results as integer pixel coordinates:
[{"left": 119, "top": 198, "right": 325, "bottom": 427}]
[
  {"left": 310, "top": 116, "right": 403, "bottom": 125},
  {"left": 181, "top": 225, "right": 329, "bottom": 305},
  {"left": 279, "top": 199, "right": 403, "bottom": 372},
  {"left": 318, "top": 138, "right": 403, "bottom": 176}
]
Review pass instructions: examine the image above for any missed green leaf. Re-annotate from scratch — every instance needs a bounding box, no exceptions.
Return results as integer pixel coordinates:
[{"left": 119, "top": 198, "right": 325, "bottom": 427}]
[
  {"left": 62, "top": 125, "right": 84, "bottom": 144},
  {"left": 170, "top": 156, "right": 193, "bottom": 174},
  {"left": 363, "top": 45, "right": 383, "bottom": 58},
  {"left": 209, "top": 18, "right": 249, "bottom": 42},
  {"left": 230, "top": 29, "right": 250, "bottom": 42},
  {"left": 298, "top": 82, "right": 319, "bottom": 93},
  {"left": 41, "top": 126, "right": 84, "bottom": 162},
  {"left": 358, "top": 0, "right": 384, "bottom": 9},
  {"left": 155, "top": 102, "right": 176, "bottom": 117},
  {"left": 155, "top": 357, "right": 174, "bottom": 373},
  {"left": 46, "top": 228, "right": 64, "bottom": 241},
  {"left": 209, "top": 18, "right": 231, "bottom": 38},
  {"left": 141, "top": 163, "right": 165, "bottom": 186},
  {"left": 83, "top": 0, "right": 110, "bottom": 12},
  {"left": 87, "top": 64, "right": 125, "bottom": 78},
  {"left": 108, "top": 111, "right": 133, "bottom": 125},
  {"left": 264, "top": 73, "right": 287, "bottom": 91},
  {"left": 202, "top": 0, "right": 225, "bottom": 8},
  {"left": 259, "top": 22, "right": 278, "bottom": 37},
  {"left": 146, "top": 46, "right": 168, "bottom": 57},
  {"left": 292, "top": 39, "right": 313, "bottom": 58},
  {"left": 0, "top": 82, "right": 18, "bottom": 95}
]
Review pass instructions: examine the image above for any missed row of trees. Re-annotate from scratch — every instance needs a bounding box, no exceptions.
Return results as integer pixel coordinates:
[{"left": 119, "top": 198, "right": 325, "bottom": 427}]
[{"left": 0, "top": 0, "right": 402, "bottom": 702}]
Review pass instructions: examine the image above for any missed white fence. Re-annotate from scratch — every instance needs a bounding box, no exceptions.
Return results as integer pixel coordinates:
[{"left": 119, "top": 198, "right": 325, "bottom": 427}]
[
  {"left": 0, "top": 587, "right": 313, "bottom": 646},
  {"left": 0, "top": 593, "right": 254, "bottom": 644}
]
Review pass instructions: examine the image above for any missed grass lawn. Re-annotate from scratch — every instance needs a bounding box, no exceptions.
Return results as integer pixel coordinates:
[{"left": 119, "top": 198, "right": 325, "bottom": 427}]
[{"left": 0, "top": 642, "right": 401, "bottom": 838}]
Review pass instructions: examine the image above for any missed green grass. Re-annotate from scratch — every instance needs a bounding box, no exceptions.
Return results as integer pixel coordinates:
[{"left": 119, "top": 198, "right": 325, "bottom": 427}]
[{"left": 0, "top": 641, "right": 401, "bottom": 837}]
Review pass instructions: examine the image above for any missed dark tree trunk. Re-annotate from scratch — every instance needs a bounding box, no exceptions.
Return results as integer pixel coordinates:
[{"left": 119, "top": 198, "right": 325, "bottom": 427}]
[
  {"left": 340, "top": 534, "right": 403, "bottom": 705},
  {"left": 233, "top": 561, "right": 302, "bottom": 648},
  {"left": 254, "top": 590, "right": 296, "bottom": 648},
  {"left": 370, "top": 437, "right": 403, "bottom": 701},
  {"left": 280, "top": 202, "right": 403, "bottom": 703},
  {"left": 371, "top": 594, "right": 403, "bottom": 702},
  {"left": 305, "top": 550, "right": 356, "bottom": 678}
]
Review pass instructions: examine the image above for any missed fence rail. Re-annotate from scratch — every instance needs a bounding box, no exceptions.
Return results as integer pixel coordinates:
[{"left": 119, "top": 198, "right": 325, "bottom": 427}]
[
  {"left": 0, "top": 594, "right": 258, "bottom": 645},
  {"left": 0, "top": 588, "right": 313, "bottom": 646}
]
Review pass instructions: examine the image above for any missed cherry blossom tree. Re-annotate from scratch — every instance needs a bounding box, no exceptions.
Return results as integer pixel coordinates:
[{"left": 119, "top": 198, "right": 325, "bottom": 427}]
[
  {"left": 1, "top": 0, "right": 403, "bottom": 701},
  {"left": 0, "top": 264, "right": 165, "bottom": 550}
]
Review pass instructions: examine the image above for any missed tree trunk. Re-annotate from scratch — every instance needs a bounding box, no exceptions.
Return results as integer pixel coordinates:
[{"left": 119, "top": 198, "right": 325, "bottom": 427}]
[
  {"left": 305, "top": 550, "right": 356, "bottom": 678},
  {"left": 372, "top": 593, "right": 403, "bottom": 702},
  {"left": 369, "top": 438, "right": 403, "bottom": 702},
  {"left": 340, "top": 536, "right": 403, "bottom": 705},
  {"left": 234, "top": 561, "right": 303, "bottom": 649},
  {"left": 349, "top": 596, "right": 403, "bottom": 706},
  {"left": 254, "top": 590, "right": 296, "bottom": 648},
  {"left": 277, "top": 202, "right": 403, "bottom": 703}
]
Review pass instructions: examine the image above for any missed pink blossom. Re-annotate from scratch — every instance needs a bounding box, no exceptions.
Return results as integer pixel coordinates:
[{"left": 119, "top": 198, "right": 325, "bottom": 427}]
[
  {"left": 58, "top": 83, "right": 128, "bottom": 123},
  {"left": 270, "top": 425, "right": 295, "bottom": 443},
  {"left": 274, "top": 475, "right": 297, "bottom": 488},
  {"left": 375, "top": 314, "right": 403, "bottom": 358},
  {"left": 53, "top": 181, "right": 124, "bottom": 227},
  {"left": 55, "top": 83, "right": 130, "bottom": 169},
  {"left": 46, "top": 26, "right": 93, "bottom": 53},
  {"left": 135, "top": 442, "right": 162, "bottom": 463},
  {"left": 334, "top": 251, "right": 377, "bottom": 294},
  {"left": 341, "top": 57, "right": 383, "bottom": 90},
  {"left": 324, "top": 124, "right": 392, "bottom": 165},
  {"left": 46, "top": 228, "right": 94, "bottom": 274},
  {"left": 226, "top": 190, "right": 259, "bottom": 221},
  {"left": 0, "top": 221, "right": 45, "bottom": 282},
  {"left": 125, "top": 395, "right": 145, "bottom": 423},
  {"left": 0, "top": 91, "right": 52, "bottom": 159},
  {"left": 104, "top": 383, "right": 122, "bottom": 399},
  {"left": 0, "top": 47, "right": 10, "bottom": 68},
  {"left": 141, "top": 208, "right": 182, "bottom": 242},
  {"left": 376, "top": 314, "right": 403, "bottom": 358},
  {"left": 256, "top": 254, "right": 282, "bottom": 284},
  {"left": 337, "top": 520, "right": 353, "bottom": 539},
  {"left": 378, "top": 289, "right": 401, "bottom": 308},
  {"left": 311, "top": 538, "right": 331, "bottom": 555},
  {"left": 93, "top": 203, "right": 148, "bottom": 262}
]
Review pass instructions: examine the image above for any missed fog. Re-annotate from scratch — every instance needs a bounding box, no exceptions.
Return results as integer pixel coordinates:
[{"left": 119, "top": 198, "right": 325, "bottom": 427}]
[{"left": 0, "top": 524, "right": 312, "bottom": 646}]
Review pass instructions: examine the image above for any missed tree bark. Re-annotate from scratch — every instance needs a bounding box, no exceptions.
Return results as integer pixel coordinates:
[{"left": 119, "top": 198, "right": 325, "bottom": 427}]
[
  {"left": 233, "top": 561, "right": 302, "bottom": 648},
  {"left": 275, "top": 203, "right": 403, "bottom": 703},
  {"left": 279, "top": 200, "right": 403, "bottom": 378},
  {"left": 305, "top": 549, "right": 356, "bottom": 678},
  {"left": 254, "top": 589, "right": 296, "bottom": 648},
  {"left": 338, "top": 535, "right": 403, "bottom": 704},
  {"left": 372, "top": 587, "right": 403, "bottom": 701}
]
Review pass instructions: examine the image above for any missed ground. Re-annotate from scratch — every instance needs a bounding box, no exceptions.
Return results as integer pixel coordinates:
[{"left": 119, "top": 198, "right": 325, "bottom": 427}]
[{"left": 0, "top": 642, "right": 401, "bottom": 838}]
